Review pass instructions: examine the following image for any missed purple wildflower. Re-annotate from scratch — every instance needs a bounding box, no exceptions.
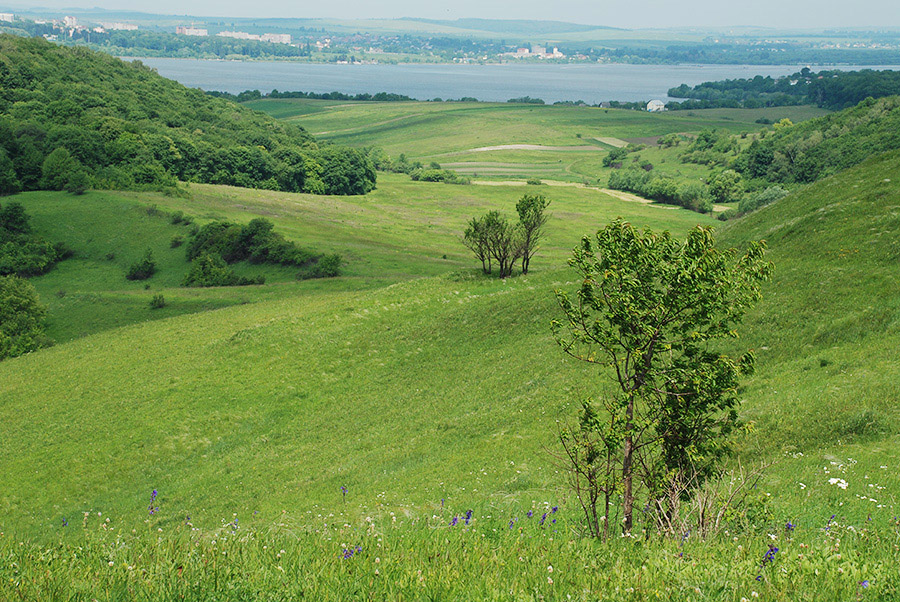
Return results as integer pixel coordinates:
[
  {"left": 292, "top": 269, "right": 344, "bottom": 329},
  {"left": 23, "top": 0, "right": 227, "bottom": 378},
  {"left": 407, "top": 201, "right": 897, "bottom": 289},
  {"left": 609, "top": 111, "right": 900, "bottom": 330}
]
[
  {"left": 551, "top": 506, "right": 558, "bottom": 514},
  {"left": 148, "top": 489, "right": 159, "bottom": 516},
  {"left": 340, "top": 485, "right": 348, "bottom": 502},
  {"left": 527, "top": 510, "right": 533, "bottom": 518},
  {"left": 464, "top": 509, "right": 473, "bottom": 525},
  {"left": 62, "top": 518, "right": 68, "bottom": 527},
  {"left": 861, "top": 580, "right": 870, "bottom": 589},
  {"left": 509, "top": 517, "right": 517, "bottom": 529},
  {"left": 785, "top": 521, "right": 795, "bottom": 532},
  {"left": 450, "top": 516, "right": 459, "bottom": 527},
  {"left": 540, "top": 512, "right": 548, "bottom": 526}
]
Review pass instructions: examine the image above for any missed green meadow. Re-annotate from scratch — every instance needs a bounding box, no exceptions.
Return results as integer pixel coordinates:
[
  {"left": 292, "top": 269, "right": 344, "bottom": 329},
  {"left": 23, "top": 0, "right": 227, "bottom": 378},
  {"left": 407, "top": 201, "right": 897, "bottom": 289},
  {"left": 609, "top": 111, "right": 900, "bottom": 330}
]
[{"left": 3, "top": 95, "right": 900, "bottom": 600}]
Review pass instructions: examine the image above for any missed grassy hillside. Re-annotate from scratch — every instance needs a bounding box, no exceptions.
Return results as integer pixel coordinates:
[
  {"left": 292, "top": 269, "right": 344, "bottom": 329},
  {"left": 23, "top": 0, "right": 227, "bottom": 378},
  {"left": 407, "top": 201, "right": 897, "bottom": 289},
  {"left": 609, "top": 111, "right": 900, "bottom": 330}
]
[
  {"left": 3, "top": 152, "right": 900, "bottom": 538},
  {"left": 15, "top": 173, "right": 713, "bottom": 342}
]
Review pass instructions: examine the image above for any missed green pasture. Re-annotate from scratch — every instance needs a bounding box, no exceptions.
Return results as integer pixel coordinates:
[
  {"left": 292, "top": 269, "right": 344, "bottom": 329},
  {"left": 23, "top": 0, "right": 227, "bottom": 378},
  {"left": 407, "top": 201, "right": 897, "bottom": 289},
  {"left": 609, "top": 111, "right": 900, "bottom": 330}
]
[
  {"left": 14, "top": 174, "right": 712, "bottom": 343},
  {"left": 3, "top": 153, "right": 900, "bottom": 545},
  {"left": 247, "top": 99, "right": 829, "bottom": 161}
]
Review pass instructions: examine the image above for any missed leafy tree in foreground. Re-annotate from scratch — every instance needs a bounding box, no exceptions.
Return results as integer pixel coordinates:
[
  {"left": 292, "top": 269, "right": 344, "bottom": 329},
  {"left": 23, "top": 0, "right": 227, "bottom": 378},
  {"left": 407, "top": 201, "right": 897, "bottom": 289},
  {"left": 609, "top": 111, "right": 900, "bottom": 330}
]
[
  {"left": 552, "top": 219, "right": 771, "bottom": 536},
  {"left": 0, "top": 275, "right": 48, "bottom": 360}
]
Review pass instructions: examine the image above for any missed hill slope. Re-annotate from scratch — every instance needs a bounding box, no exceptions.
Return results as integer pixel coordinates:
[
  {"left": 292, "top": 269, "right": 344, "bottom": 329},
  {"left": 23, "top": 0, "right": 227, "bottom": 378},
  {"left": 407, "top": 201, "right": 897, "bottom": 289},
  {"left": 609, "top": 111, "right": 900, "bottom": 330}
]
[{"left": 2, "top": 151, "right": 900, "bottom": 535}]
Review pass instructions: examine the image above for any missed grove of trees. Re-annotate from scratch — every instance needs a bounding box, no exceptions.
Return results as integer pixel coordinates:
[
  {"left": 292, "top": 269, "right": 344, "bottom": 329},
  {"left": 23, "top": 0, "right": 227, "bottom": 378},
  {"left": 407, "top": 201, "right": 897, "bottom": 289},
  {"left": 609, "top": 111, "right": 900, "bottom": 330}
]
[
  {"left": 462, "top": 194, "right": 550, "bottom": 278},
  {"left": 0, "top": 35, "right": 376, "bottom": 196}
]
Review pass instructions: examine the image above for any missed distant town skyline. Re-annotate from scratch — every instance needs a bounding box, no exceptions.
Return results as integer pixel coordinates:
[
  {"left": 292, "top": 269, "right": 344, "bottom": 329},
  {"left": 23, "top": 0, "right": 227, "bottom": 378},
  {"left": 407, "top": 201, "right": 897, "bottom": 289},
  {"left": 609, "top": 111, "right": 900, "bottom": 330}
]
[{"left": 3, "top": 0, "right": 899, "bottom": 29}]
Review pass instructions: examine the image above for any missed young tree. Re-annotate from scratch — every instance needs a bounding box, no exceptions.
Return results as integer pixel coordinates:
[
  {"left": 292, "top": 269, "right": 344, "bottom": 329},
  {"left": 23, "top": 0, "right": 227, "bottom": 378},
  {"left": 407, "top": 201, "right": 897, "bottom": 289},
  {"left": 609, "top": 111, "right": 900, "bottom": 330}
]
[
  {"left": 516, "top": 194, "right": 550, "bottom": 275},
  {"left": 462, "top": 215, "right": 491, "bottom": 274},
  {"left": 0, "top": 275, "right": 48, "bottom": 361},
  {"left": 552, "top": 219, "right": 771, "bottom": 535},
  {"left": 482, "top": 211, "right": 523, "bottom": 279}
]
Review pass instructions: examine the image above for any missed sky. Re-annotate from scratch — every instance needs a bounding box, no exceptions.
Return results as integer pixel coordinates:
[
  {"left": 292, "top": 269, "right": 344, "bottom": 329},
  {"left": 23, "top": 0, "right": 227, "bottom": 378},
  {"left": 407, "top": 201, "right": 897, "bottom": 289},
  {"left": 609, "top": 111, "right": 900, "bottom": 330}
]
[{"left": 5, "top": 0, "right": 900, "bottom": 29}]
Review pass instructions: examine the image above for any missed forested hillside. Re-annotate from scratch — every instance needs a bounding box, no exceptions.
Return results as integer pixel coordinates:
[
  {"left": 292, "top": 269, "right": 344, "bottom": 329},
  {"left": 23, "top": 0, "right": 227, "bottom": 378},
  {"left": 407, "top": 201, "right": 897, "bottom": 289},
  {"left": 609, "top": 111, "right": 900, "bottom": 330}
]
[
  {"left": 734, "top": 95, "right": 900, "bottom": 184},
  {"left": 0, "top": 35, "right": 375, "bottom": 195}
]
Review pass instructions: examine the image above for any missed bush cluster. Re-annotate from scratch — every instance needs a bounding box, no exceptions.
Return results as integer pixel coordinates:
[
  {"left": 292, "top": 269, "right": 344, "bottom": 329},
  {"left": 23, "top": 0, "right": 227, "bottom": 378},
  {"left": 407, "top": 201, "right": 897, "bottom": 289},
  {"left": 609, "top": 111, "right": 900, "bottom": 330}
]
[
  {"left": 0, "top": 201, "right": 71, "bottom": 277},
  {"left": 607, "top": 170, "right": 712, "bottom": 213},
  {"left": 185, "top": 218, "right": 341, "bottom": 280},
  {"left": 182, "top": 253, "right": 264, "bottom": 287}
]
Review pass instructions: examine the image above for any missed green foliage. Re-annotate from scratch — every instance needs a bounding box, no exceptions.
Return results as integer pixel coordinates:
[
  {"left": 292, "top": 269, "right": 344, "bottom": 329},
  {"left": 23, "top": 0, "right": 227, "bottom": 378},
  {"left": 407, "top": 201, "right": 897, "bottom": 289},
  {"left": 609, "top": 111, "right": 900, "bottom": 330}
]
[
  {"left": 669, "top": 68, "right": 900, "bottom": 110},
  {"left": 681, "top": 129, "right": 738, "bottom": 166},
  {"left": 525, "top": 177, "right": 543, "bottom": 185},
  {"left": 463, "top": 211, "right": 523, "bottom": 278},
  {"left": 409, "top": 167, "right": 470, "bottom": 185},
  {"left": 553, "top": 219, "right": 771, "bottom": 534},
  {"left": 0, "top": 35, "right": 375, "bottom": 195},
  {"left": 186, "top": 218, "right": 323, "bottom": 268},
  {"left": 734, "top": 96, "right": 900, "bottom": 184},
  {"left": 515, "top": 194, "right": 550, "bottom": 275},
  {"left": 0, "top": 274, "right": 48, "bottom": 360},
  {"left": 0, "top": 148, "right": 20, "bottom": 195},
  {"left": 182, "top": 252, "right": 264, "bottom": 287},
  {"left": 608, "top": 169, "right": 713, "bottom": 213},
  {"left": 149, "top": 293, "right": 166, "bottom": 309},
  {"left": 40, "top": 147, "right": 82, "bottom": 191},
  {"left": 708, "top": 169, "right": 744, "bottom": 203},
  {"left": 0, "top": 201, "right": 69, "bottom": 276},
  {"left": 125, "top": 249, "right": 156, "bottom": 281},
  {"left": 297, "top": 253, "right": 343, "bottom": 280}
]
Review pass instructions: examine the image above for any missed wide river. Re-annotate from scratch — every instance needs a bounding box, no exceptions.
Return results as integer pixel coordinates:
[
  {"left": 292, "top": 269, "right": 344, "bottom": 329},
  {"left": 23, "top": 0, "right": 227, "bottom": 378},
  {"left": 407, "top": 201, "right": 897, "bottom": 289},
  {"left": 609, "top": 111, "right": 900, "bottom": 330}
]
[{"left": 138, "top": 59, "right": 895, "bottom": 104}]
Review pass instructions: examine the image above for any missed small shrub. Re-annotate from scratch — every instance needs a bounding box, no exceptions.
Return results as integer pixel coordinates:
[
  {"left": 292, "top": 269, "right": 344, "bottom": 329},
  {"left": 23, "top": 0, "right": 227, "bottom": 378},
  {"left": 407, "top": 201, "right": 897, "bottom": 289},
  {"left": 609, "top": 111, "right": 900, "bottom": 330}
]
[
  {"left": 298, "top": 254, "right": 343, "bottom": 279},
  {"left": 125, "top": 249, "right": 156, "bottom": 281},
  {"left": 182, "top": 253, "right": 264, "bottom": 287},
  {"left": 105, "top": 252, "right": 115, "bottom": 261},
  {"left": 149, "top": 293, "right": 166, "bottom": 309},
  {"left": 526, "top": 177, "right": 543, "bottom": 185},
  {"left": 170, "top": 235, "right": 184, "bottom": 248},
  {"left": 55, "top": 290, "right": 66, "bottom": 298}
]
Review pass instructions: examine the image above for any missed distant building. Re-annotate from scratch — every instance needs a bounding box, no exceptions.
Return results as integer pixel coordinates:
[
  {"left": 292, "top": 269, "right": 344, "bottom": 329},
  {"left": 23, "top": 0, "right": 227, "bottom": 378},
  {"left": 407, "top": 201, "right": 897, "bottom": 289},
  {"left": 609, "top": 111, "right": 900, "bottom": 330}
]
[
  {"left": 176, "top": 26, "right": 208, "bottom": 37},
  {"left": 260, "top": 33, "right": 291, "bottom": 44},
  {"left": 515, "top": 47, "right": 530, "bottom": 56},
  {"left": 102, "top": 22, "right": 138, "bottom": 31},
  {"left": 647, "top": 100, "right": 666, "bottom": 112},
  {"left": 531, "top": 45, "right": 547, "bottom": 56},
  {"left": 217, "top": 30, "right": 259, "bottom": 40},
  {"left": 0, "top": 13, "right": 14, "bottom": 23},
  {"left": 63, "top": 16, "right": 77, "bottom": 28}
]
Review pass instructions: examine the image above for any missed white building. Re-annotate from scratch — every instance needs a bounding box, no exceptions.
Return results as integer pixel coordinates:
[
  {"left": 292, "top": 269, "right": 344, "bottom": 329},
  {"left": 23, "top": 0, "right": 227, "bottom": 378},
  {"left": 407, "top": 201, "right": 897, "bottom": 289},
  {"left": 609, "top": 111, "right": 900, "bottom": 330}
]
[
  {"left": 260, "top": 33, "right": 291, "bottom": 44},
  {"left": 0, "top": 13, "right": 14, "bottom": 23},
  {"left": 63, "top": 16, "right": 77, "bottom": 28},
  {"left": 647, "top": 100, "right": 667, "bottom": 112},
  {"left": 101, "top": 22, "right": 138, "bottom": 31},
  {"left": 176, "top": 26, "right": 208, "bottom": 37},
  {"left": 217, "top": 30, "right": 259, "bottom": 40}
]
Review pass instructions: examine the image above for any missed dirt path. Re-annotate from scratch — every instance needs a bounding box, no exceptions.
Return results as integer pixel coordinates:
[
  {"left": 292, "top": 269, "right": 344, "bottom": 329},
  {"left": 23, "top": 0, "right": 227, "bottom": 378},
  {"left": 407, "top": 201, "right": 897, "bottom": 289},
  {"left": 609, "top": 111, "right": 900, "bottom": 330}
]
[
  {"left": 467, "top": 144, "right": 605, "bottom": 152},
  {"left": 312, "top": 113, "right": 425, "bottom": 136},
  {"left": 593, "top": 137, "right": 629, "bottom": 148}
]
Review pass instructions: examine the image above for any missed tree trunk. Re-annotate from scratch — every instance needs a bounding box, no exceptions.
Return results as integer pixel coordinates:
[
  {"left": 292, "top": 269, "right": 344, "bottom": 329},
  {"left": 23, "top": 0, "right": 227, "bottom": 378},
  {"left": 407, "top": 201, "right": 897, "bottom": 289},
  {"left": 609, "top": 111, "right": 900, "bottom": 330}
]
[{"left": 622, "top": 395, "right": 635, "bottom": 534}]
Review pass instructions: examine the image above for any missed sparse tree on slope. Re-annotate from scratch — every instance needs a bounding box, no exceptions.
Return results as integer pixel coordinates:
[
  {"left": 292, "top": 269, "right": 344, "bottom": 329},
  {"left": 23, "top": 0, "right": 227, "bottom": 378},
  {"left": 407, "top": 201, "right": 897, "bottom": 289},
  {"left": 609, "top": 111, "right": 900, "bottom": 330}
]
[{"left": 516, "top": 194, "right": 550, "bottom": 275}]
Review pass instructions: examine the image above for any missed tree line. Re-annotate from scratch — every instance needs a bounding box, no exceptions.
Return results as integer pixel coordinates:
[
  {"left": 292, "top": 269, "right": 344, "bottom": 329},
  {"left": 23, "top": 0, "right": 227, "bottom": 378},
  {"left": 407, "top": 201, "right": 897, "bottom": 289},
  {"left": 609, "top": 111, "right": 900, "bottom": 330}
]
[{"left": 668, "top": 68, "right": 900, "bottom": 111}]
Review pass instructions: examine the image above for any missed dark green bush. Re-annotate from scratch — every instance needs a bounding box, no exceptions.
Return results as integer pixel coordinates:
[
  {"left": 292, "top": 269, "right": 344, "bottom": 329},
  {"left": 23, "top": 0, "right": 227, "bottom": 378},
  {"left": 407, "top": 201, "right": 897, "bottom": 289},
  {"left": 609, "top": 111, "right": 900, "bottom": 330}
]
[
  {"left": 125, "top": 249, "right": 156, "bottom": 281},
  {"left": 182, "top": 253, "right": 264, "bottom": 287}
]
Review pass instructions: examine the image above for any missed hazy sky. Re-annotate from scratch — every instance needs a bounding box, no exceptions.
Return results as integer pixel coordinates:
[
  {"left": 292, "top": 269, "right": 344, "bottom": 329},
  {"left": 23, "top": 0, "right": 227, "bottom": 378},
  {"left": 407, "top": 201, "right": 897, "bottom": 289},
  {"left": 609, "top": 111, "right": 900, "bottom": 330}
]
[{"left": 7, "top": 0, "right": 900, "bottom": 29}]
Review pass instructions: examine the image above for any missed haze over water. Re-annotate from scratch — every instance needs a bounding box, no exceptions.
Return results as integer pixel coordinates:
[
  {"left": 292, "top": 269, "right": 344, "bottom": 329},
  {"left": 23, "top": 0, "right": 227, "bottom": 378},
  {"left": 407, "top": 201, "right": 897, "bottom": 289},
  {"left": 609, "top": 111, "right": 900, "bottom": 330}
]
[{"left": 138, "top": 59, "right": 896, "bottom": 103}]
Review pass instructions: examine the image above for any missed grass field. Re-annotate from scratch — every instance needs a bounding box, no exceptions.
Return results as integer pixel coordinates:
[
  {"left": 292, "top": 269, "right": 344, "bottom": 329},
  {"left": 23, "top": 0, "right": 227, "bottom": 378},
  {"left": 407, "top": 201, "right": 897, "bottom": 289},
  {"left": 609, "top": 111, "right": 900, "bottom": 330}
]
[
  {"left": 246, "top": 99, "right": 829, "bottom": 185},
  {"left": 6, "top": 95, "right": 900, "bottom": 600},
  {"left": 2, "top": 151, "right": 900, "bottom": 599}
]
